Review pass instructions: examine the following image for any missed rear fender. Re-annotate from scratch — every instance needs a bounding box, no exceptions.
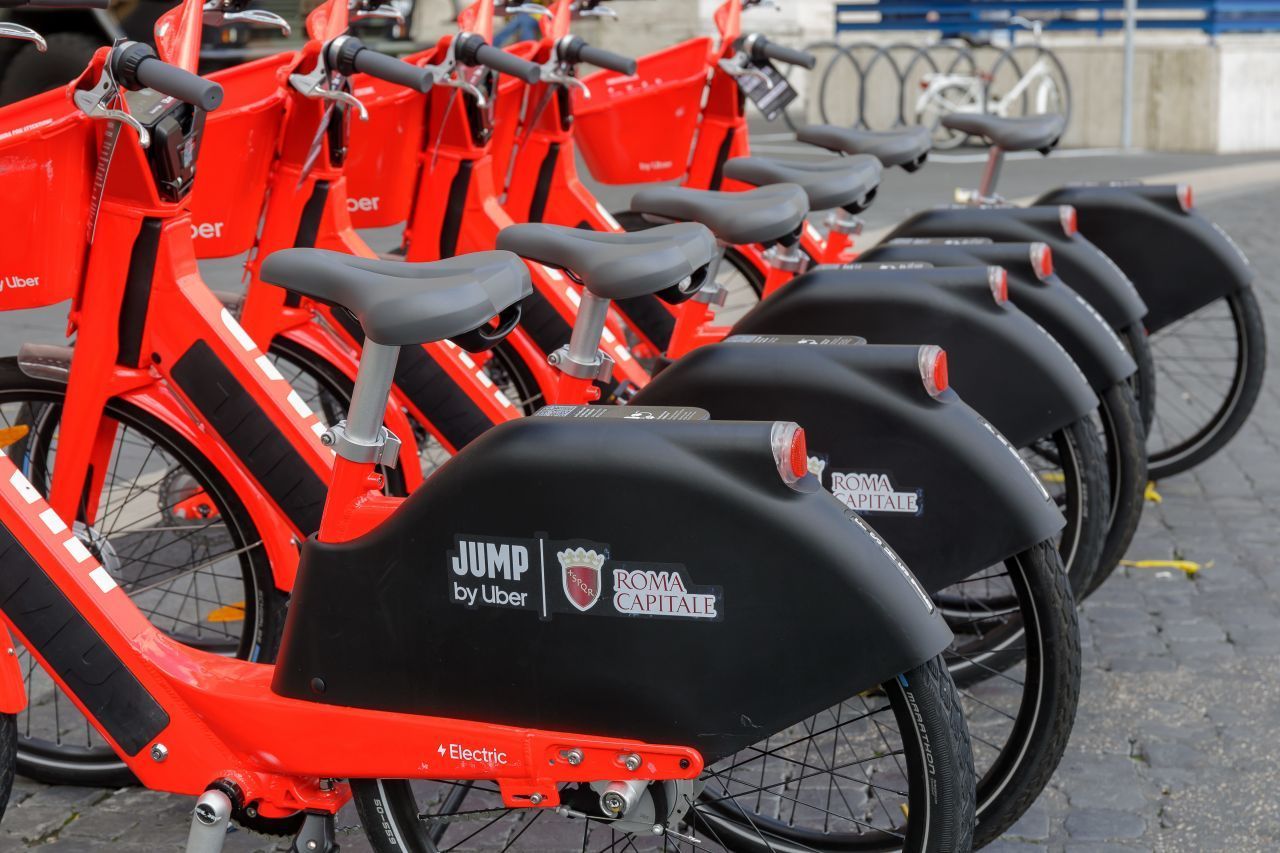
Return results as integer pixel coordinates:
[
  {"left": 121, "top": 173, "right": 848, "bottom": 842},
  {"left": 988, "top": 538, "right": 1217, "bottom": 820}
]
[
  {"left": 732, "top": 265, "right": 1099, "bottom": 447},
  {"left": 861, "top": 240, "right": 1138, "bottom": 389},
  {"left": 0, "top": 624, "right": 25, "bottom": 713},
  {"left": 885, "top": 205, "right": 1148, "bottom": 330},
  {"left": 271, "top": 416, "right": 951, "bottom": 762},
  {"left": 1035, "top": 183, "right": 1255, "bottom": 333},
  {"left": 631, "top": 342, "right": 1064, "bottom": 589}
]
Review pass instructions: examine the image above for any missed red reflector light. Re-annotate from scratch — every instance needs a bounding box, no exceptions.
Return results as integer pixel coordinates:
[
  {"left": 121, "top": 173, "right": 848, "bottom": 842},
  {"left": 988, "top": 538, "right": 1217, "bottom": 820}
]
[
  {"left": 1030, "top": 242, "right": 1053, "bottom": 280},
  {"left": 918, "top": 345, "right": 949, "bottom": 397},
  {"left": 987, "top": 266, "right": 1009, "bottom": 303},
  {"left": 770, "top": 422, "right": 810, "bottom": 487},
  {"left": 1177, "top": 183, "right": 1194, "bottom": 212},
  {"left": 1059, "top": 205, "right": 1078, "bottom": 236}
]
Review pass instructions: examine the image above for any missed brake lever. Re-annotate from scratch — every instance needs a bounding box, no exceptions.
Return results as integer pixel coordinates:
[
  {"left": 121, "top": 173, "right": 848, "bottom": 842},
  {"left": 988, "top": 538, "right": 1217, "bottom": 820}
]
[
  {"left": 717, "top": 54, "right": 770, "bottom": 87},
  {"left": 539, "top": 62, "right": 589, "bottom": 97},
  {"left": 422, "top": 37, "right": 488, "bottom": 110},
  {"left": 0, "top": 22, "right": 47, "bottom": 51},
  {"left": 72, "top": 53, "right": 150, "bottom": 148},
  {"left": 350, "top": 5, "right": 406, "bottom": 25},
  {"left": 500, "top": 3, "right": 553, "bottom": 16},
  {"left": 289, "top": 46, "right": 369, "bottom": 121},
  {"left": 202, "top": 5, "right": 292, "bottom": 35}
]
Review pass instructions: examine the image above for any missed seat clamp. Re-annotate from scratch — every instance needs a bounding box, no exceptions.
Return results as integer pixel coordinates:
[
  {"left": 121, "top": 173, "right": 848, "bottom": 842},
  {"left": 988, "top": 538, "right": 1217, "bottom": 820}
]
[
  {"left": 763, "top": 243, "right": 809, "bottom": 274},
  {"left": 825, "top": 209, "right": 864, "bottom": 237},
  {"left": 693, "top": 281, "right": 729, "bottom": 307},
  {"left": 320, "top": 420, "right": 402, "bottom": 468},
  {"left": 549, "top": 346, "right": 615, "bottom": 383}
]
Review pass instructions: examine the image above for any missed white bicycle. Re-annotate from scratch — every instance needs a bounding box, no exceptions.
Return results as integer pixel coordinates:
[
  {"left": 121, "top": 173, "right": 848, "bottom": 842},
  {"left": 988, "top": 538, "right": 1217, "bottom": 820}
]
[{"left": 915, "top": 17, "right": 1071, "bottom": 149}]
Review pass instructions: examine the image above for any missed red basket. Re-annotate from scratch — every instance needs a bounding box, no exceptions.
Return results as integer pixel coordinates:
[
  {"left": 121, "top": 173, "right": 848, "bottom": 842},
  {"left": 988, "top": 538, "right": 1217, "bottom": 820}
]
[
  {"left": 0, "top": 87, "right": 95, "bottom": 311},
  {"left": 345, "top": 48, "right": 437, "bottom": 229},
  {"left": 572, "top": 37, "right": 712, "bottom": 185},
  {"left": 188, "top": 54, "right": 292, "bottom": 258}
]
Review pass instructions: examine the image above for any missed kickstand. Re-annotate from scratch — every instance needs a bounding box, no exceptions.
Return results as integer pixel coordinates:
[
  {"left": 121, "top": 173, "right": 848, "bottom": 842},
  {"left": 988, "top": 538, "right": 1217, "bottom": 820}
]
[{"left": 291, "top": 812, "right": 340, "bottom": 852}]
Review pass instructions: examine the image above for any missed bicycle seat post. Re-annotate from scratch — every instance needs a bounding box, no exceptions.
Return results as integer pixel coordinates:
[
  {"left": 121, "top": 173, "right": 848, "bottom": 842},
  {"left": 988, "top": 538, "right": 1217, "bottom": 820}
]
[
  {"left": 326, "top": 340, "right": 403, "bottom": 467},
  {"left": 977, "top": 144, "right": 1005, "bottom": 201},
  {"left": 555, "top": 289, "right": 615, "bottom": 386}
]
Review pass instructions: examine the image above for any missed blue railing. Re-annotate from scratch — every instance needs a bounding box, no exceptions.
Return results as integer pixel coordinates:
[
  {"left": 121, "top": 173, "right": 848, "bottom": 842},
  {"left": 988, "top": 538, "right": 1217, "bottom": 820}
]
[{"left": 834, "top": 0, "right": 1280, "bottom": 35}]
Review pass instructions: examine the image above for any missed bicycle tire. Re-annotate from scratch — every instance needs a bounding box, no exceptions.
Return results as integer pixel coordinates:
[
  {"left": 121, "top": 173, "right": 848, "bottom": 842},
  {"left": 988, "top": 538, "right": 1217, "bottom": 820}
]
[
  {"left": 0, "top": 359, "right": 283, "bottom": 787},
  {"left": 0, "top": 713, "right": 13, "bottom": 821},
  {"left": 942, "top": 541, "right": 1080, "bottom": 846},
  {"left": 1122, "top": 322, "right": 1157, "bottom": 436},
  {"left": 1146, "top": 287, "right": 1267, "bottom": 480},
  {"left": 1089, "top": 382, "right": 1147, "bottom": 597},
  {"left": 349, "top": 655, "right": 976, "bottom": 852}
]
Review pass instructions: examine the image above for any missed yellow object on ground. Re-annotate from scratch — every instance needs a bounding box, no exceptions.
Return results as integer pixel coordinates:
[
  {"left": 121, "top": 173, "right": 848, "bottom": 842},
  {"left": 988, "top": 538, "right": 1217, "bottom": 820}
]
[
  {"left": 1119, "top": 559, "right": 1209, "bottom": 576},
  {"left": 0, "top": 425, "right": 29, "bottom": 449},
  {"left": 206, "top": 602, "right": 246, "bottom": 623}
]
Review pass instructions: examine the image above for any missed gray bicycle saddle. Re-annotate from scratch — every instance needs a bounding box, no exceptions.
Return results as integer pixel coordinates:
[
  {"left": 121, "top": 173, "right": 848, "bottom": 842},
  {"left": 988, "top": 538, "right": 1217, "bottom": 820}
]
[
  {"left": 796, "top": 124, "right": 931, "bottom": 171},
  {"left": 940, "top": 113, "right": 1065, "bottom": 153},
  {"left": 722, "top": 154, "right": 882, "bottom": 213},
  {"left": 259, "top": 249, "right": 531, "bottom": 346},
  {"left": 629, "top": 183, "right": 808, "bottom": 246}
]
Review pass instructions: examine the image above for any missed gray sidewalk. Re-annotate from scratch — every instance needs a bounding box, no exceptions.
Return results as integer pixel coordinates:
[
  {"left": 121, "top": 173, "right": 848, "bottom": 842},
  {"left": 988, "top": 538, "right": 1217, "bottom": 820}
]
[{"left": 1, "top": 168, "right": 1278, "bottom": 850}]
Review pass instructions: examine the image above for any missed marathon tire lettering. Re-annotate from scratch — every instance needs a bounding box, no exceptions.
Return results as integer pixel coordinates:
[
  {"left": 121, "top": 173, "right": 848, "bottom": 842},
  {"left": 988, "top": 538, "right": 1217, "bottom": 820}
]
[{"left": 447, "top": 534, "right": 723, "bottom": 621}]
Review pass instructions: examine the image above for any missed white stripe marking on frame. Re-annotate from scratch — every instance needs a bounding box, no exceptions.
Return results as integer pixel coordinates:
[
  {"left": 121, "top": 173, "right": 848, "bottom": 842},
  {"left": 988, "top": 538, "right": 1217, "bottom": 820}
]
[
  {"left": 64, "top": 537, "right": 92, "bottom": 564},
  {"left": 38, "top": 508, "right": 67, "bottom": 535},
  {"left": 287, "top": 390, "right": 314, "bottom": 419},
  {"left": 88, "top": 566, "right": 118, "bottom": 593},
  {"left": 220, "top": 308, "right": 260, "bottom": 352},
  {"left": 255, "top": 354, "right": 284, "bottom": 381},
  {"left": 8, "top": 470, "right": 40, "bottom": 504}
]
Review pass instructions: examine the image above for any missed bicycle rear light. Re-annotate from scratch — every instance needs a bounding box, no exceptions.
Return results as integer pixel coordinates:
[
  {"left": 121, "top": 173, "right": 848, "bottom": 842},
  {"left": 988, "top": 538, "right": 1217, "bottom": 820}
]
[
  {"left": 918, "top": 345, "right": 949, "bottom": 398},
  {"left": 1058, "top": 205, "right": 1078, "bottom": 236},
  {"left": 987, "top": 266, "right": 1009, "bottom": 304},
  {"left": 1030, "top": 242, "right": 1053, "bottom": 280},
  {"left": 1177, "top": 184, "right": 1195, "bottom": 212},
  {"left": 770, "top": 421, "right": 809, "bottom": 487}
]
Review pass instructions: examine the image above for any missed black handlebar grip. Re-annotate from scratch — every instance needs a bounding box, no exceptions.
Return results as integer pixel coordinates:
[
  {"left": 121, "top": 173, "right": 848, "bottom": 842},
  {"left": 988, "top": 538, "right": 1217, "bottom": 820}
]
[
  {"left": 135, "top": 56, "right": 224, "bottom": 111},
  {"left": 575, "top": 42, "right": 636, "bottom": 75},
  {"left": 559, "top": 35, "right": 636, "bottom": 75},
  {"left": 334, "top": 38, "right": 432, "bottom": 93},
  {"left": 472, "top": 42, "right": 541, "bottom": 84},
  {"left": 758, "top": 38, "right": 816, "bottom": 70},
  {"left": 112, "top": 43, "right": 223, "bottom": 111}
]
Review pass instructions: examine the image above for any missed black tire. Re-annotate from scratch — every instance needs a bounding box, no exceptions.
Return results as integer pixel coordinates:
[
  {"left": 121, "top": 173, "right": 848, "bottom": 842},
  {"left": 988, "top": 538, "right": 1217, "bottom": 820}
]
[
  {"left": 0, "top": 359, "right": 284, "bottom": 787},
  {"left": 349, "top": 656, "right": 976, "bottom": 852},
  {"left": 0, "top": 32, "right": 101, "bottom": 105},
  {"left": 0, "top": 713, "right": 14, "bottom": 820},
  {"left": 1022, "top": 418, "right": 1109, "bottom": 599},
  {"left": 1122, "top": 322, "right": 1157, "bottom": 436},
  {"left": 1088, "top": 382, "right": 1147, "bottom": 597},
  {"left": 938, "top": 541, "right": 1080, "bottom": 847},
  {"left": 1145, "top": 287, "right": 1267, "bottom": 481}
]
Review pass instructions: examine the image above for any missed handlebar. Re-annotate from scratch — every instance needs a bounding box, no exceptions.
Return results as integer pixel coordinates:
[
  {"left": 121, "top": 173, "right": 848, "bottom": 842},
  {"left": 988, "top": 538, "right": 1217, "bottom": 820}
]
[
  {"left": 0, "top": 0, "right": 110, "bottom": 7},
  {"left": 329, "top": 36, "right": 432, "bottom": 93},
  {"left": 736, "top": 34, "right": 816, "bottom": 70},
  {"left": 455, "top": 33, "right": 541, "bottom": 84},
  {"left": 111, "top": 42, "right": 224, "bottom": 111},
  {"left": 558, "top": 35, "right": 636, "bottom": 76}
]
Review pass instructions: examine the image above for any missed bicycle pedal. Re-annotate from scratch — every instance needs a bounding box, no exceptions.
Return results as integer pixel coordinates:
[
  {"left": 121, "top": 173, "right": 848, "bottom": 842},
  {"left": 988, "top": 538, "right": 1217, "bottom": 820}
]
[{"left": 291, "top": 812, "right": 340, "bottom": 853}]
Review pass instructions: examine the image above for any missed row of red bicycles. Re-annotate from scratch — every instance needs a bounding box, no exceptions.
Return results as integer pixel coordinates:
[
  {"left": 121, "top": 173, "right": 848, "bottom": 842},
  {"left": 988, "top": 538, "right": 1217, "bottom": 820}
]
[{"left": 0, "top": 0, "right": 1264, "bottom": 850}]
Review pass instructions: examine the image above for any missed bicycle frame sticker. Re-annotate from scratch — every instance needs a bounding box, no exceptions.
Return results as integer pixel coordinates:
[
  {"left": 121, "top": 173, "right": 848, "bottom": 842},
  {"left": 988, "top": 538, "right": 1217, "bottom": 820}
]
[
  {"left": 448, "top": 534, "right": 724, "bottom": 621},
  {"left": 829, "top": 470, "right": 924, "bottom": 516}
]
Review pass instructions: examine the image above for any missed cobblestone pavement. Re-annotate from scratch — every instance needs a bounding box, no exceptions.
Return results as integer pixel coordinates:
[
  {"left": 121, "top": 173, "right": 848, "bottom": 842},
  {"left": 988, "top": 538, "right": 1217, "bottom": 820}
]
[{"left": 1, "top": 181, "right": 1279, "bottom": 850}]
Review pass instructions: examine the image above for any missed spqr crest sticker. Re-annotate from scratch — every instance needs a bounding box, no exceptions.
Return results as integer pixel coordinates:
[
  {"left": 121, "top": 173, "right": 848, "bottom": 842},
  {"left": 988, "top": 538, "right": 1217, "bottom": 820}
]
[{"left": 558, "top": 547, "right": 604, "bottom": 612}]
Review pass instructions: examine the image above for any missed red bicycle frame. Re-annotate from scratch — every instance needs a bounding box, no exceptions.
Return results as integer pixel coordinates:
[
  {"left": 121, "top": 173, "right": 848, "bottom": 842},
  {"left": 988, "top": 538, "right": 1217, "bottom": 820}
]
[{"left": 0, "top": 446, "right": 699, "bottom": 817}]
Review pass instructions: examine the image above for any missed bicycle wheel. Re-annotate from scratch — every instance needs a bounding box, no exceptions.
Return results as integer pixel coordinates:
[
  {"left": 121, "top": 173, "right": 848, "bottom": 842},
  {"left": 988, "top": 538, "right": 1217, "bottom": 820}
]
[
  {"left": 266, "top": 338, "right": 450, "bottom": 488},
  {"left": 0, "top": 713, "right": 13, "bottom": 821},
  {"left": 1020, "top": 419, "right": 1109, "bottom": 597},
  {"left": 349, "top": 656, "right": 975, "bottom": 852},
  {"left": 1144, "top": 287, "right": 1267, "bottom": 481},
  {"left": 933, "top": 540, "right": 1080, "bottom": 846},
  {"left": 1088, "top": 382, "right": 1147, "bottom": 596},
  {"left": 914, "top": 81, "right": 977, "bottom": 150},
  {"left": 0, "top": 358, "right": 282, "bottom": 786}
]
